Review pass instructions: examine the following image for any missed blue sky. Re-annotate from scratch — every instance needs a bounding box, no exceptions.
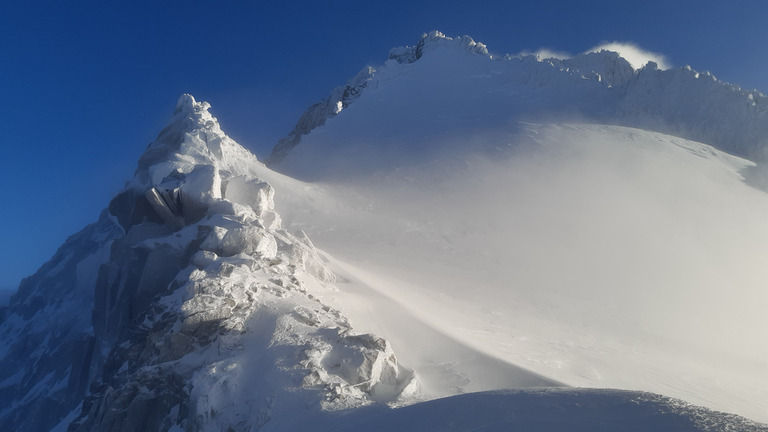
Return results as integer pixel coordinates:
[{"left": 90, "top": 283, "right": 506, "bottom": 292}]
[{"left": 1, "top": 0, "right": 767, "bottom": 294}]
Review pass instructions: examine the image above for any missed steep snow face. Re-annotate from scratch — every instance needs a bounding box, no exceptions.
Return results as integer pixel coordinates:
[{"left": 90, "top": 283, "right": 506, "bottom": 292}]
[
  {"left": 0, "top": 95, "right": 416, "bottom": 432},
  {"left": 270, "top": 31, "right": 768, "bottom": 171}
]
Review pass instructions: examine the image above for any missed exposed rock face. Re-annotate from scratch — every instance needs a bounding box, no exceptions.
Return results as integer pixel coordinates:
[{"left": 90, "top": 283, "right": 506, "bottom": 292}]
[{"left": 0, "top": 95, "right": 415, "bottom": 432}]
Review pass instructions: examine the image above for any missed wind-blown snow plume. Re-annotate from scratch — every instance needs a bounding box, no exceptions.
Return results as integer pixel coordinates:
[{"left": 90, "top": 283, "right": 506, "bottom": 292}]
[{"left": 586, "top": 41, "right": 669, "bottom": 70}]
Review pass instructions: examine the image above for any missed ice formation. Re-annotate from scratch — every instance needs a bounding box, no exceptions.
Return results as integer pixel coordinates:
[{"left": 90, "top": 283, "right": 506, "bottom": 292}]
[{"left": 0, "top": 95, "right": 415, "bottom": 432}]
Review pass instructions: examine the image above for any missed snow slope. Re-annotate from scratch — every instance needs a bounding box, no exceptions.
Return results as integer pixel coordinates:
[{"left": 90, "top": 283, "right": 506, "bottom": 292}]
[
  {"left": 266, "top": 32, "right": 768, "bottom": 423},
  {"left": 266, "top": 123, "right": 768, "bottom": 422}
]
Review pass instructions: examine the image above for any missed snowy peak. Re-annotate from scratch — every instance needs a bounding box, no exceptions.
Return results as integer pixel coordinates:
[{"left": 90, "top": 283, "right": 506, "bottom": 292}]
[
  {"left": 139, "top": 94, "right": 219, "bottom": 173},
  {"left": 112, "top": 94, "right": 276, "bottom": 232},
  {"left": 136, "top": 94, "right": 242, "bottom": 188},
  {"left": 1, "top": 95, "right": 417, "bottom": 431},
  {"left": 388, "top": 30, "right": 490, "bottom": 64},
  {"left": 270, "top": 31, "right": 768, "bottom": 170},
  {"left": 173, "top": 92, "right": 204, "bottom": 115}
]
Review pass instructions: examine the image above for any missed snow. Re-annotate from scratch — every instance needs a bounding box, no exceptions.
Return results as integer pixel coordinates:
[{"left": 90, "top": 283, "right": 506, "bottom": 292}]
[
  {"left": 265, "top": 123, "right": 768, "bottom": 423},
  {"left": 274, "top": 31, "right": 768, "bottom": 169},
  {"left": 4, "top": 31, "right": 768, "bottom": 431},
  {"left": 262, "top": 32, "right": 768, "bottom": 424}
]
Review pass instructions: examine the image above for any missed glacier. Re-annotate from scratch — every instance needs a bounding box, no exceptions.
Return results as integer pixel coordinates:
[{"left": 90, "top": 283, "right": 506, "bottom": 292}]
[{"left": 2, "top": 31, "right": 768, "bottom": 431}]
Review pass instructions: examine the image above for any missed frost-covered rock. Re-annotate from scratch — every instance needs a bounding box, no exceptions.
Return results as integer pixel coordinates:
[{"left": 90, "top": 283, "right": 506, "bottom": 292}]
[{"left": 0, "top": 95, "right": 414, "bottom": 432}]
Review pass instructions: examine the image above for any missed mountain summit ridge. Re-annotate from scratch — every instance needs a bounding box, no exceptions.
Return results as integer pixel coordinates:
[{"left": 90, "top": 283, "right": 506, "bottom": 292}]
[{"left": 269, "top": 31, "right": 768, "bottom": 170}]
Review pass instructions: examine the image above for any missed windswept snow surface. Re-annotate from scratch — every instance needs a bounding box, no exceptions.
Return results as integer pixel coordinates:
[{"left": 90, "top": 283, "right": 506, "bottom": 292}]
[
  {"left": 266, "top": 32, "right": 768, "bottom": 423},
  {"left": 266, "top": 124, "right": 768, "bottom": 423}
]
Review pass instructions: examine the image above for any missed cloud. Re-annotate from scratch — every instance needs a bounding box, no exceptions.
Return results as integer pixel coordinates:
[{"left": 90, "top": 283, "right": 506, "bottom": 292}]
[{"left": 586, "top": 42, "right": 669, "bottom": 70}]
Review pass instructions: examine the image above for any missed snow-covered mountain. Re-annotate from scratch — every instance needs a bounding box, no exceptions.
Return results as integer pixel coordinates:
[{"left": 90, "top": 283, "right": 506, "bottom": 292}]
[{"left": 2, "top": 31, "right": 768, "bottom": 431}]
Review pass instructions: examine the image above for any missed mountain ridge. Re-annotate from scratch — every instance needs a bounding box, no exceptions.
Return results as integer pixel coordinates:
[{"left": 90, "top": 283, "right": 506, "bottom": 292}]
[{"left": 269, "top": 30, "right": 768, "bottom": 169}]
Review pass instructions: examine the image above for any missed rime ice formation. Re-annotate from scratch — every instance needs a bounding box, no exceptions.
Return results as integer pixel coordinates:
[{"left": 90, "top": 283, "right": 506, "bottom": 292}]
[
  {"left": 0, "top": 95, "right": 415, "bottom": 432},
  {"left": 270, "top": 31, "right": 768, "bottom": 169}
]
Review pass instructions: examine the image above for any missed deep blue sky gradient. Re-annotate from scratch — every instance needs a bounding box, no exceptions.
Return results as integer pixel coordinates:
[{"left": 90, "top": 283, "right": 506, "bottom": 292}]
[{"left": 1, "top": 0, "right": 767, "bottom": 293}]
